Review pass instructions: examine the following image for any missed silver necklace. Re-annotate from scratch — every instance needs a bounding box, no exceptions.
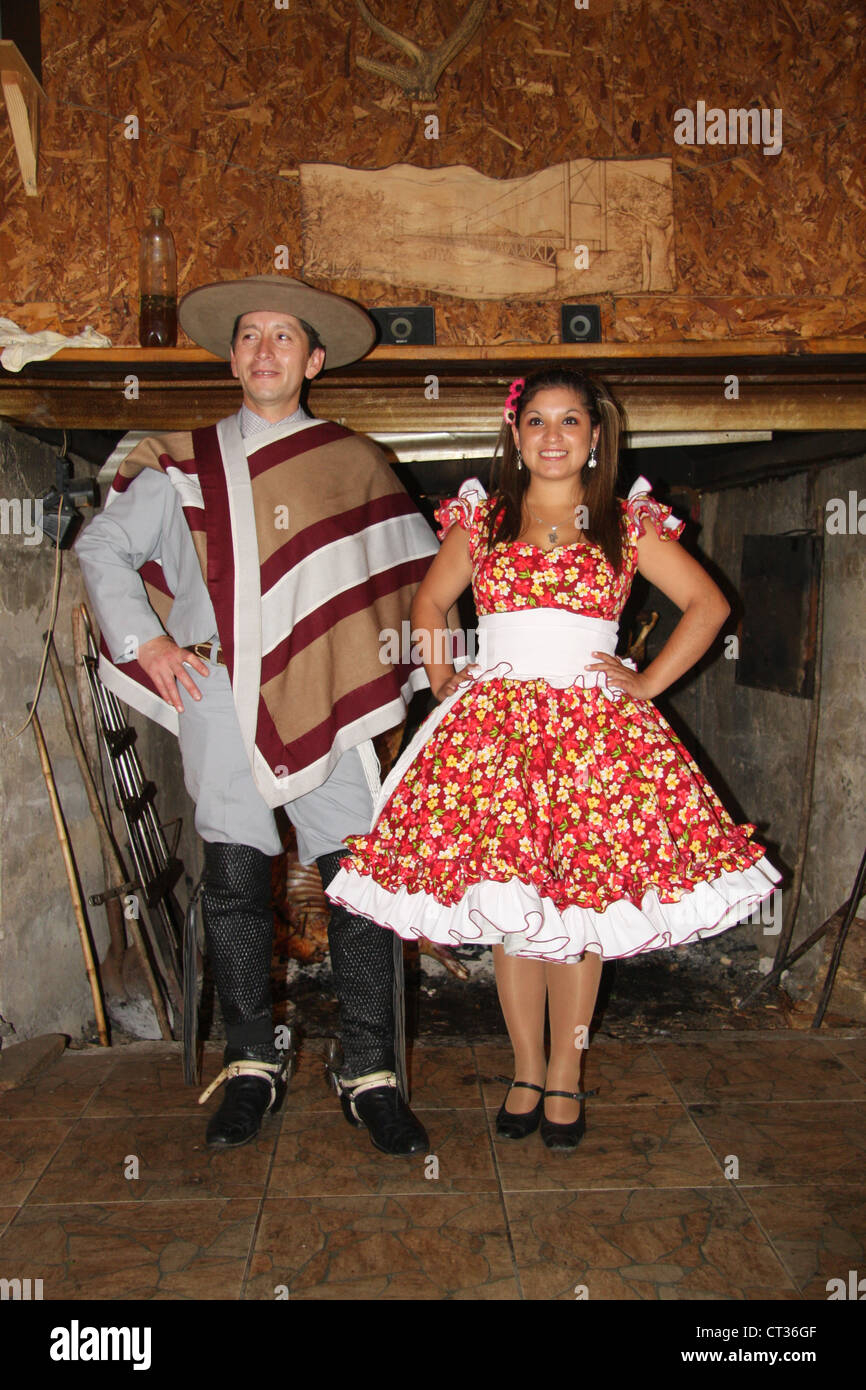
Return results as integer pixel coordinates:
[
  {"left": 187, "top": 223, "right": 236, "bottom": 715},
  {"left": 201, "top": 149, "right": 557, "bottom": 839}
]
[{"left": 527, "top": 503, "right": 581, "bottom": 547}]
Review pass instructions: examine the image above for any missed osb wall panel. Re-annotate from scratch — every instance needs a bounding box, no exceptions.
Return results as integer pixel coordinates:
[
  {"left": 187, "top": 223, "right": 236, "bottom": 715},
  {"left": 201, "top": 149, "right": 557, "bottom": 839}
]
[
  {"left": 0, "top": 0, "right": 109, "bottom": 330},
  {"left": 1, "top": 0, "right": 864, "bottom": 345}
]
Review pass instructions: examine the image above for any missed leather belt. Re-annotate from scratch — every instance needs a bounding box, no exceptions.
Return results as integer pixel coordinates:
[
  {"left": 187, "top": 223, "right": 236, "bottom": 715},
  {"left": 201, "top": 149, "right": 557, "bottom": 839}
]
[{"left": 190, "top": 642, "right": 227, "bottom": 666}]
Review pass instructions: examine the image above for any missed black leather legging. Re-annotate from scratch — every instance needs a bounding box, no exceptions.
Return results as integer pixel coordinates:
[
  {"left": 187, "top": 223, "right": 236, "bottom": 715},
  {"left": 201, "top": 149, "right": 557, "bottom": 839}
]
[
  {"left": 201, "top": 841, "right": 276, "bottom": 1059},
  {"left": 316, "top": 850, "right": 395, "bottom": 1078},
  {"left": 200, "top": 841, "right": 396, "bottom": 1077}
]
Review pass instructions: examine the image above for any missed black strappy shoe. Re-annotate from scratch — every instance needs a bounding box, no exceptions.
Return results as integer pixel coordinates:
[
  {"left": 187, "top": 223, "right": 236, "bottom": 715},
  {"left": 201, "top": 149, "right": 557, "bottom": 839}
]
[
  {"left": 540, "top": 1087, "right": 598, "bottom": 1151},
  {"left": 495, "top": 1080, "right": 545, "bottom": 1139}
]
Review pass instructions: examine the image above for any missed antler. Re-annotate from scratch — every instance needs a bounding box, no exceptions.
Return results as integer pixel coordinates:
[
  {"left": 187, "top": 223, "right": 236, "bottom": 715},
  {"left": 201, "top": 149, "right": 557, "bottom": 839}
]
[
  {"left": 355, "top": 0, "right": 425, "bottom": 65},
  {"left": 354, "top": 0, "right": 488, "bottom": 100}
]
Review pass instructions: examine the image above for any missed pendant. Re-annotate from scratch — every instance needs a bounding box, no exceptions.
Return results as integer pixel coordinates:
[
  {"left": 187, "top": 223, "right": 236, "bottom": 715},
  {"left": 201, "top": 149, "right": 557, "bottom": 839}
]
[{"left": 548, "top": 525, "right": 558, "bottom": 545}]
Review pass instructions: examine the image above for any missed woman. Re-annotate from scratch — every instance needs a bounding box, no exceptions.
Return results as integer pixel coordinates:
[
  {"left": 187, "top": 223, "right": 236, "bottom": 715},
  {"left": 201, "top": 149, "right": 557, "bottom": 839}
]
[{"left": 327, "top": 367, "right": 780, "bottom": 1150}]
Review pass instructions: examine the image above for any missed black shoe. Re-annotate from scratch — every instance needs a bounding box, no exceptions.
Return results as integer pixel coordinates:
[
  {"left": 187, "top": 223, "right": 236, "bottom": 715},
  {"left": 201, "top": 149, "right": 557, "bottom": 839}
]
[
  {"left": 201, "top": 1055, "right": 288, "bottom": 1149},
  {"left": 495, "top": 1080, "right": 545, "bottom": 1139},
  {"left": 540, "top": 1088, "right": 597, "bottom": 1152},
  {"left": 338, "top": 1069, "right": 428, "bottom": 1156}
]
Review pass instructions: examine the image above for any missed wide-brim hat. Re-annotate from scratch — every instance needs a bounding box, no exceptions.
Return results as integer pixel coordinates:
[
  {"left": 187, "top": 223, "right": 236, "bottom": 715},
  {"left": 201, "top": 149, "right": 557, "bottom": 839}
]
[{"left": 178, "top": 273, "right": 376, "bottom": 369}]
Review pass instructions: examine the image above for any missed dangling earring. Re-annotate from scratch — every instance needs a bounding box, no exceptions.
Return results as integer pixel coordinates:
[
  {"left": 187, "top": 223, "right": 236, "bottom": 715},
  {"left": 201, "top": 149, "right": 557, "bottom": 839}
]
[
  {"left": 586, "top": 445, "right": 598, "bottom": 470},
  {"left": 516, "top": 449, "right": 524, "bottom": 471}
]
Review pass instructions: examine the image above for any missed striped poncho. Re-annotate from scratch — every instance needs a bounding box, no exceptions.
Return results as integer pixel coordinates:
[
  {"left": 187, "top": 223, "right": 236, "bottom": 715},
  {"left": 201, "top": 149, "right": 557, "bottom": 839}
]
[{"left": 98, "top": 413, "right": 438, "bottom": 805}]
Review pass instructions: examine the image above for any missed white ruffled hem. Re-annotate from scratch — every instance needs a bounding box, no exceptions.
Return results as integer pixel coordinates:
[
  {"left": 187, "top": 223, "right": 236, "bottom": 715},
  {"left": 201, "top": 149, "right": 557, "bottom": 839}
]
[{"left": 326, "top": 855, "right": 783, "bottom": 963}]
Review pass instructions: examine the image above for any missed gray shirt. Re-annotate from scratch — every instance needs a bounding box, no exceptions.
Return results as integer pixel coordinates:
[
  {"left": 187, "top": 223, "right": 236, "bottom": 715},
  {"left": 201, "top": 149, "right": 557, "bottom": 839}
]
[{"left": 75, "top": 406, "right": 309, "bottom": 663}]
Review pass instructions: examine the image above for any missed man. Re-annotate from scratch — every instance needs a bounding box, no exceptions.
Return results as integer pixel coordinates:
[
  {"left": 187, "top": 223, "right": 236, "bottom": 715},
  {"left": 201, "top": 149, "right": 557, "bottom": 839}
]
[{"left": 76, "top": 274, "right": 437, "bottom": 1154}]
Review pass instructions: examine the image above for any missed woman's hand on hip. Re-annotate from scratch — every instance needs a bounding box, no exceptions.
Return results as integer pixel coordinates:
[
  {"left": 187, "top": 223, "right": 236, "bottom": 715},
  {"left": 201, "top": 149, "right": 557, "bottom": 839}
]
[
  {"left": 434, "top": 664, "right": 480, "bottom": 702},
  {"left": 584, "top": 653, "right": 657, "bottom": 700}
]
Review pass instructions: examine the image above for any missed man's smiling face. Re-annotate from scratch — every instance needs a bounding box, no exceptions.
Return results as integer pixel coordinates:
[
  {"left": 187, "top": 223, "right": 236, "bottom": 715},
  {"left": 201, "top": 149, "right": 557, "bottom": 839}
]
[{"left": 229, "top": 311, "right": 325, "bottom": 421}]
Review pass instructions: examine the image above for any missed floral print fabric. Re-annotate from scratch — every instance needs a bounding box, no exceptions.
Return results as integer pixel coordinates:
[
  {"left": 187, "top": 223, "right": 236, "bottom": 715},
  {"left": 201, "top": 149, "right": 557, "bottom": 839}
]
[
  {"left": 338, "top": 484, "right": 774, "bottom": 951},
  {"left": 436, "top": 487, "right": 683, "bottom": 622}
]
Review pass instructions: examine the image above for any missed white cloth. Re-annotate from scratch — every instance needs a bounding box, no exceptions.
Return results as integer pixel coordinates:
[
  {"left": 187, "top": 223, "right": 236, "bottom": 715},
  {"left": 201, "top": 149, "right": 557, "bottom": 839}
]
[
  {"left": 473, "top": 609, "right": 621, "bottom": 687},
  {"left": 329, "top": 854, "right": 781, "bottom": 963},
  {"left": 0, "top": 317, "right": 111, "bottom": 371}
]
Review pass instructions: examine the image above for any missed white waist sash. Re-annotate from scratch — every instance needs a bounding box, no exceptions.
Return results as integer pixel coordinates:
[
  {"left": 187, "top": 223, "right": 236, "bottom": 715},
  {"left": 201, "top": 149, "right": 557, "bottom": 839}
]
[
  {"left": 373, "top": 609, "right": 630, "bottom": 821},
  {"left": 471, "top": 610, "right": 620, "bottom": 688}
]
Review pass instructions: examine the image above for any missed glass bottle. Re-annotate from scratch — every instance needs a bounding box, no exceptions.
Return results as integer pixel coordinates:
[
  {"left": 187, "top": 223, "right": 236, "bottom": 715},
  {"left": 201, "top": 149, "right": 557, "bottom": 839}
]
[{"left": 138, "top": 207, "right": 178, "bottom": 347}]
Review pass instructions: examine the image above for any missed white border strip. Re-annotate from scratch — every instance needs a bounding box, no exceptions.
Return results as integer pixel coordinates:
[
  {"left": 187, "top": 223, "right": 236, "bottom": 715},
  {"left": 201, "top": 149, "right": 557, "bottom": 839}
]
[{"left": 216, "top": 415, "right": 263, "bottom": 792}]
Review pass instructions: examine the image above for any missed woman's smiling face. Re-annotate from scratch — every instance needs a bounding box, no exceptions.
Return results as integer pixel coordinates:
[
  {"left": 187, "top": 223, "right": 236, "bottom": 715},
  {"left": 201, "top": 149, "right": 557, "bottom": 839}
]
[{"left": 512, "top": 387, "right": 600, "bottom": 484}]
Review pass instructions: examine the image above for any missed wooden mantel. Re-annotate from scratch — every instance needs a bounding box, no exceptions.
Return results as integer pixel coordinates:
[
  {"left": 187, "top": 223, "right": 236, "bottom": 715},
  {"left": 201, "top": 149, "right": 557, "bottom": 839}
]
[{"left": 2, "top": 339, "right": 866, "bottom": 435}]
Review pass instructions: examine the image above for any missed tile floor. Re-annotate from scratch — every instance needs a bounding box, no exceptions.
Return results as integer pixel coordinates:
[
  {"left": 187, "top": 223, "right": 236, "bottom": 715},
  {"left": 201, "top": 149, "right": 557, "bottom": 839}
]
[{"left": 0, "top": 1032, "right": 864, "bottom": 1300}]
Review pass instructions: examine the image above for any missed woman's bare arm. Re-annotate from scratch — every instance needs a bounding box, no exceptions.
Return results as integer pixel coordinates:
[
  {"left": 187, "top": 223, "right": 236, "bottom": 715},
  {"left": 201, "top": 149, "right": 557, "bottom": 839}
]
[
  {"left": 587, "top": 520, "right": 730, "bottom": 699},
  {"left": 410, "top": 522, "right": 475, "bottom": 700}
]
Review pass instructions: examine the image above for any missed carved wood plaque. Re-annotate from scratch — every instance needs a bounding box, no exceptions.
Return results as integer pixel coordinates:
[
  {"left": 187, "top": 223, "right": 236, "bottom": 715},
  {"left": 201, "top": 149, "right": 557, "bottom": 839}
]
[{"left": 300, "top": 158, "right": 674, "bottom": 299}]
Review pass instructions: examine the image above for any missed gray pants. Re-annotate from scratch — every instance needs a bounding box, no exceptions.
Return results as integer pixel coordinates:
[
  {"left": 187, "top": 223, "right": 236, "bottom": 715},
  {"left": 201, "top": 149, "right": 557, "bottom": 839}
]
[
  {"left": 175, "top": 661, "right": 378, "bottom": 858},
  {"left": 178, "top": 661, "right": 393, "bottom": 1077},
  {"left": 178, "top": 660, "right": 396, "bottom": 1077}
]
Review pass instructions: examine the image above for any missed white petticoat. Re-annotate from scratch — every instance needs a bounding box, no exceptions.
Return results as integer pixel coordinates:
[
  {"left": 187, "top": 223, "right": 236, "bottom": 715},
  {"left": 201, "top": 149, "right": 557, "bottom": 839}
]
[{"left": 326, "top": 853, "right": 781, "bottom": 963}]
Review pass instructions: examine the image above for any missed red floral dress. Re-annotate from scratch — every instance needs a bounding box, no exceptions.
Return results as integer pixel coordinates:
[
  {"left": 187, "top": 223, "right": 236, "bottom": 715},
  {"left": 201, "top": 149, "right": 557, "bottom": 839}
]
[{"left": 327, "top": 478, "right": 780, "bottom": 961}]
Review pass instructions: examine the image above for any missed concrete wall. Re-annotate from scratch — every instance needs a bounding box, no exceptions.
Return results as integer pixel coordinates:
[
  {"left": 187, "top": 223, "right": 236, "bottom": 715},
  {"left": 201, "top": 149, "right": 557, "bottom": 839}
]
[
  {"left": 662, "top": 455, "right": 866, "bottom": 994},
  {"left": 0, "top": 424, "right": 197, "bottom": 1045}
]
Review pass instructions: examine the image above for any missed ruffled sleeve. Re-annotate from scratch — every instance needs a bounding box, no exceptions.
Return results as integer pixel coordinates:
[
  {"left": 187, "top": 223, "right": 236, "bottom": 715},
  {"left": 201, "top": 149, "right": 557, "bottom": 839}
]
[
  {"left": 434, "top": 476, "right": 488, "bottom": 540},
  {"left": 625, "top": 475, "right": 685, "bottom": 543}
]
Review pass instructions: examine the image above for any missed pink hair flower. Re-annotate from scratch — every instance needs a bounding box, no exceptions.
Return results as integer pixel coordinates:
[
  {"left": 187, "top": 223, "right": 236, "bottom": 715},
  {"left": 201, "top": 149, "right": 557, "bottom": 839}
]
[{"left": 503, "top": 377, "right": 526, "bottom": 423}]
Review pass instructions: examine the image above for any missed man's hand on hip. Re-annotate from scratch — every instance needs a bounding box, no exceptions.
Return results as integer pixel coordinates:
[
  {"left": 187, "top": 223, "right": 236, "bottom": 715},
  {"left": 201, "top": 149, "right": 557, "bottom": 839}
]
[{"left": 136, "top": 635, "right": 209, "bottom": 711}]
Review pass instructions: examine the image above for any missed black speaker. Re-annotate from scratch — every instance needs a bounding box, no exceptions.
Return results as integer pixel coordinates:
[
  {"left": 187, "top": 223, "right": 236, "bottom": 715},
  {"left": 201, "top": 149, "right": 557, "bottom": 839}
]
[
  {"left": 370, "top": 306, "right": 436, "bottom": 346},
  {"left": 561, "top": 304, "right": 602, "bottom": 344},
  {"left": 0, "top": 0, "right": 42, "bottom": 84}
]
